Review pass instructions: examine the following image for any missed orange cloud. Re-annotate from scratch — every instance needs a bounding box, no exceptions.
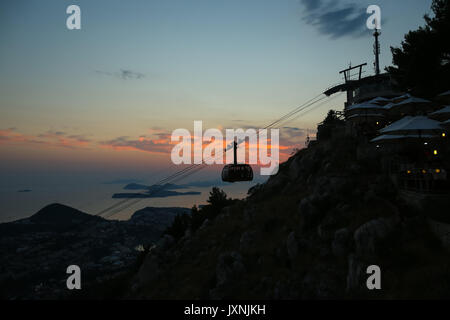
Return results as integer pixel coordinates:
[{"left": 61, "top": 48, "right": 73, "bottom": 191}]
[
  {"left": 1, "top": 126, "right": 311, "bottom": 164},
  {"left": 99, "top": 136, "right": 175, "bottom": 155},
  {"left": 0, "top": 128, "right": 92, "bottom": 149}
]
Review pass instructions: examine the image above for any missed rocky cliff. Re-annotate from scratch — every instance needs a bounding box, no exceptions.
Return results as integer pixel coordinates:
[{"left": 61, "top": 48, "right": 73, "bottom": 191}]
[{"left": 126, "top": 133, "right": 450, "bottom": 299}]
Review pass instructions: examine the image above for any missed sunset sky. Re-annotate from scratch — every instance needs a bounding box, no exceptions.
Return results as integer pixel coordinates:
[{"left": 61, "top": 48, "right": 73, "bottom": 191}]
[{"left": 0, "top": 0, "right": 432, "bottom": 184}]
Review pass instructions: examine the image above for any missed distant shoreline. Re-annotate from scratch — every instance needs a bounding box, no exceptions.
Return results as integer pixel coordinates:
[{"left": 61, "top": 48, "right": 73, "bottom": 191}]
[{"left": 112, "top": 191, "right": 201, "bottom": 199}]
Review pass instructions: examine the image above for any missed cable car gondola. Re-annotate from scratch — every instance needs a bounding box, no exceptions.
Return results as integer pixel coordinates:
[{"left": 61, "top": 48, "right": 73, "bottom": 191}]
[{"left": 221, "top": 141, "right": 253, "bottom": 182}]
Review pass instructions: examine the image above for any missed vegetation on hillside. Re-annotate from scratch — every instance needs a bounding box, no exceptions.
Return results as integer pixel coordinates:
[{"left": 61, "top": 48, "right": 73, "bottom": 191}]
[{"left": 164, "top": 187, "right": 236, "bottom": 241}]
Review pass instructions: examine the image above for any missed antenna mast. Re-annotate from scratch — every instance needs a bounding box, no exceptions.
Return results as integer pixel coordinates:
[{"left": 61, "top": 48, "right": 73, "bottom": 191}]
[{"left": 373, "top": 27, "right": 381, "bottom": 76}]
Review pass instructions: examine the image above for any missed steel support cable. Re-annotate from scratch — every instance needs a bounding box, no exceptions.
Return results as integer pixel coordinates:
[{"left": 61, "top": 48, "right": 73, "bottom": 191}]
[{"left": 96, "top": 92, "right": 332, "bottom": 218}]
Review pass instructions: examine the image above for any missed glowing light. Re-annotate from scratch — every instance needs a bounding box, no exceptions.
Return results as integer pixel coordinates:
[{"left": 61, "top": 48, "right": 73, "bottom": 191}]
[
  {"left": 436, "top": 169, "right": 441, "bottom": 173},
  {"left": 443, "top": 133, "right": 446, "bottom": 138},
  {"left": 434, "top": 150, "right": 438, "bottom": 155},
  {"left": 407, "top": 170, "right": 411, "bottom": 174},
  {"left": 422, "top": 169, "right": 427, "bottom": 174}
]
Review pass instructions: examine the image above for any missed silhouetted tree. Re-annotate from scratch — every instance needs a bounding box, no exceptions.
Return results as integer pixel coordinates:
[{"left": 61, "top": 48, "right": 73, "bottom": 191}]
[
  {"left": 207, "top": 187, "right": 229, "bottom": 209},
  {"left": 165, "top": 188, "right": 233, "bottom": 237},
  {"left": 190, "top": 205, "right": 204, "bottom": 231},
  {"left": 323, "top": 110, "right": 340, "bottom": 125},
  {"left": 165, "top": 213, "right": 190, "bottom": 240},
  {"left": 387, "top": 0, "right": 450, "bottom": 97}
]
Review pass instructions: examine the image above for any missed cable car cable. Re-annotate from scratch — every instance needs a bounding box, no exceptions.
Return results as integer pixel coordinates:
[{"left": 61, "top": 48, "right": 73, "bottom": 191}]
[{"left": 96, "top": 91, "right": 335, "bottom": 218}]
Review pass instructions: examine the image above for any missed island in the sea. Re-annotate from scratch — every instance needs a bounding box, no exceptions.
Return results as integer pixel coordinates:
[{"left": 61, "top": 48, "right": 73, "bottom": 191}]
[
  {"left": 114, "top": 182, "right": 200, "bottom": 198},
  {"left": 113, "top": 190, "right": 201, "bottom": 199},
  {"left": 123, "top": 182, "right": 189, "bottom": 191}
]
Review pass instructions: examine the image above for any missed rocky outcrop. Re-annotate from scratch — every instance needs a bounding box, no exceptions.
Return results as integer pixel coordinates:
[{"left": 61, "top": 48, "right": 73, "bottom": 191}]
[
  {"left": 240, "top": 230, "right": 257, "bottom": 252},
  {"left": 286, "top": 232, "right": 299, "bottom": 260},
  {"left": 331, "top": 228, "right": 352, "bottom": 257},
  {"left": 346, "top": 254, "right": 364, "bottom": 293},
  {"left": 209, "top": 252, "right": 246, "bottom": 299},
  {"left": 354, "top": 217, "right": 399, "bottom": 257},
  {"left": 298, "top": 197, "right": 322, "bottom": 231},
  {"left": 124, "top": 131, "right": 450, "bottom": 300}
]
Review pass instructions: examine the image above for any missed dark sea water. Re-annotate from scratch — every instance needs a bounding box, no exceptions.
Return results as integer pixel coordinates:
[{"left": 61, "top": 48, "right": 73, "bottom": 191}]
[{"left": 0, "top": 181, "right": 253, "bottom": 223}]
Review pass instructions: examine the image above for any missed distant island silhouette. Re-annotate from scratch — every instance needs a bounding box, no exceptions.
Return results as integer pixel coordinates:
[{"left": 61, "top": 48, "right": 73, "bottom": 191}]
[
  {"left": 123, "top": 182, "right": 189, "bottom": 191},
  {"left": 113, "top": 190, "right": 201, "bottom": 199}
]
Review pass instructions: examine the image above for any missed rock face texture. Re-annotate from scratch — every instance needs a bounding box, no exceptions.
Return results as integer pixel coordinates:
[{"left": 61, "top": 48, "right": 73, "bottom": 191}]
[
  {"left": 127, "top": 134, "right": 450, "bottom": 300},
  {"left": 354, "top": 217, "right": 398, "bottom": 257}
]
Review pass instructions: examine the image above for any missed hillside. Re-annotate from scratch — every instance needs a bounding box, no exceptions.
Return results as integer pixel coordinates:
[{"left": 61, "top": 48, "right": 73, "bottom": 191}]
[
  {"left": 0, "top": 205, "right": 189, "bottom": 299},
  {"left": 125, "top": 133, "right": 450, "bottom": 299},
  {"left": 30, "top": 203, "right": 104, "bottom": 225}
]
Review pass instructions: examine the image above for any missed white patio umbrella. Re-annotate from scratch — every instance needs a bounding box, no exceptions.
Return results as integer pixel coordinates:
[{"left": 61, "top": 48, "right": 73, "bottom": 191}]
[
  {"left": 436, "top": 90, "right": 450, "bottom": 104},
  {"left": 429, "top": 106, "right": 450, "bottom": 121},
  {"left": 380, "top": 116, "right": 443, "bottom": 135},
  {"left": 371, "top": 133, "right": 438, "bottom": 143},
  {"left": 366, "top": 96, "right": 392, "bottom": 106},
  {"left": 386, "top": 96, "right": 431, "bottom": 115}
]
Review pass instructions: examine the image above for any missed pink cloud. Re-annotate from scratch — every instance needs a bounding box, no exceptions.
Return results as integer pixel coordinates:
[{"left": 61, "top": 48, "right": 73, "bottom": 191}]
[{"left": 0, "top": 128, "right": 92, "bottom": 149}]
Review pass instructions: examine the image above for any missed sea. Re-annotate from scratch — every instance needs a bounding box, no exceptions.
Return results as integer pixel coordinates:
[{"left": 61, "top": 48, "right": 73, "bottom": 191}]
[{"left": 0, "top": 178, "right": 255, "bottom": 223}]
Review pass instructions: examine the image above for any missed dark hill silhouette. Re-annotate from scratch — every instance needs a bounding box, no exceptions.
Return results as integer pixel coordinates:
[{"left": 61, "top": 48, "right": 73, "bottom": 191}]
[{"left": 29, "top": 203, "right": 104, "bottom": 225}]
